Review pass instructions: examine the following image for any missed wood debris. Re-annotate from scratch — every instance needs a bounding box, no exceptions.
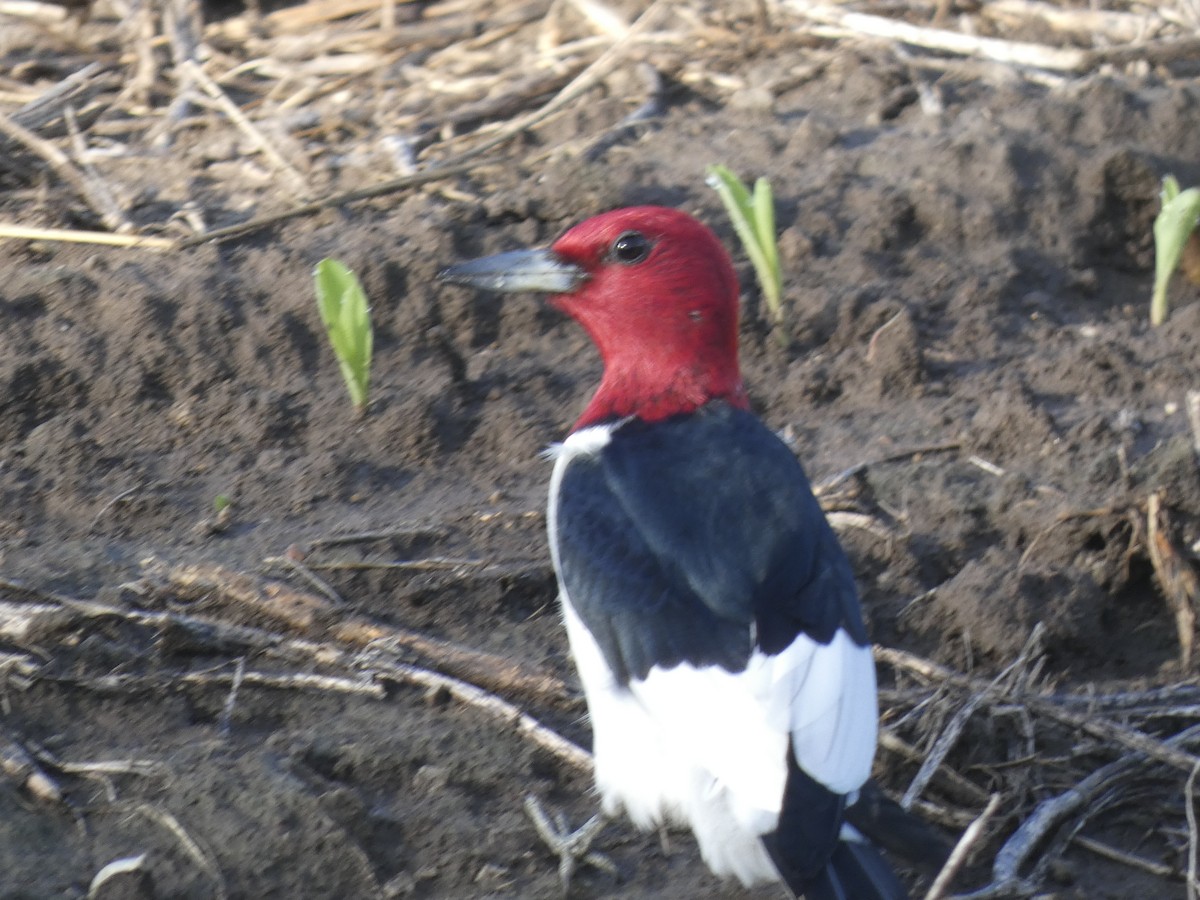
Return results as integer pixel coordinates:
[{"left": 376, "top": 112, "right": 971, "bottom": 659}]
[{"left": 1, "top": 0, "right": 1197, "bottom": 246}]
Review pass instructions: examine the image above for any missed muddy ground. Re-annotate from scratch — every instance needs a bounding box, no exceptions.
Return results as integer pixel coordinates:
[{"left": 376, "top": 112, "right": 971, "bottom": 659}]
[{"left": 2, "top": 1, "right": 1200, "bottom": 897}]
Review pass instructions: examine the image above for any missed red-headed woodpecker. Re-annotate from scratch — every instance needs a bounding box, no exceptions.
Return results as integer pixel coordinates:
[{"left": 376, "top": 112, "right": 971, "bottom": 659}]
[{"left": 441, "top": 207, "right": 939, "bottom": 899}]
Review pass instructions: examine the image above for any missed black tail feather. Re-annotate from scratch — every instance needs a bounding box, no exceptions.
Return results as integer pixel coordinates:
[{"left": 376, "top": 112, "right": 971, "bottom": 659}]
[
  {"left": 801, "top": 838, "right": 909, "bottom": 900},
  {"left": 845, "top": 781, "right": 951, "bottom": 872},
  {"left": 763, "top": 743, "right": 913, "bottom": 899},
  {"left": 762, "top": 737, "right": 950, "bottom": 899}
]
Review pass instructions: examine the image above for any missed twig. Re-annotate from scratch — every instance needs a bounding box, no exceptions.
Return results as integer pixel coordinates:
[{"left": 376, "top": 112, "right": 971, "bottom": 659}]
[
  {"left": 89, "top": 486, "right": 143, "bottom": 531},
  {"left": 260, "top": 0, "right": 421, "bottom": 31},
  {"left": 48, "top": 756, "right": 166, "bottom": 780},
  {"left": 980, "top": 0, "right": 1159, "bottom": 44},
  {"left": 1, "top": 62, "right": 108, "bottom": 182},
  {"left": 788, "top": 3, "right": 1092, "bottom": 70},
  {"left": 55, "top": 667, "right": 389, "bottom": 700},
  {"left": 0, "top": 109, "right": 132, "bottom": 233},
  {"left": 188, "top": 668, "right": 385, "bottom": 698},
  {"left": 334, "top": 618, "right": 574, "bottom": 708},
  {"left": 1071, "top": 834, "right": 1174, "bottom": 879},
  {"left": 880, "top": 640, "right": 1200, "bottom": 773},
  {"left": 1029, "top": 700, "right": 1200, "bottom": 774},
  {"left": 0, "top": 600, "right": 73, "bottom": 641},
  {"left": 263, "top": 555, "right": 345, "bottom": 605},
  {"left": 9, "top": 61, "right": 106, "bottom": 136},
  {"left": 126, "top": 0, "right": 157, "bottom": 107},
  {"left": 897, "top": 585, "right": 941, "bottom": 623},
  {"left": 924, "top": 793, "right": 1002, "bottom": 900},
  {"left": 174, "top": 161, "right": 478, "bottom": 248},
  {"left": 824, "top": 510, "right": 894, "bottom": 541},
  {"left": 217, "top": 657, "right": 246, "bottom": 739},
  {"left": 1046, "top": 684, "right": 1200, "bottom": 714},
  {"left": 180, "top": 60, "right": 312, "bottom": 199},
  {"left": 123, "top": 802, "right": 228, "bottom": 900},
  {"left": 144, "top": 560, "right": 334, "bottom": 632},
  {"left": 1186, "top": 390, "right": 1200, "bottom": 460},
  {"left": 785, "top": 3, "right": 1200, "bottom": 74},
  {"left": 0, "top": 0, "right": 69, "bottom": 23},
  {"left": 423, "top": 0, "right": 677, "bottom": 168},
  {"left": 306, "top": 526, "right": 449, "bottom": 548},
  {"left": 377, "top": 660, "right": 592, "bottom": 773},
  {"left": 88, "top": 855, "right": 149, "bottom": 900},
  {"left": 63, "top": 105, "right": 129, "bottom": 232},
  {"left": 0, "top": 649, "right": 41, "bottom": 688},
  {"left": 815, "top": 441, "right": 961, "bottom": 495},
  {"left": 990, "top": 723, "right": 1200, "bottom": 887},
  {"left": 306, "top": 557, "right": 484, "bottom": 572},
  {"left": 438, "top": 68, "right": 581, "bottom": 133},
  {"left": 0, "top": 734, "right": 64, "bottom": 804},
  {"left": 1189, "top": 759, "right": 1200, "bottom": 900},
  {"left": 161, "top": 0, "right": 203, "bottom": 135},
  {"left": 0, "top": 223, "right": 174, "bottom": 249},
  {"left": 878, "top": 727, "right": 991, "bottom": 806},
  {"left": 966, "top": 455, "right": 1006, "bottom": 477},
  {"left": 876, "top": 643, "right": 961, "bottom": 683},
  {"left": 902, "top": 626, "right": 1044, "bottom": 809},
  {"left": 902, "top": 688, "right": 990, "bottom": 810},
  {"left": 1148, "top": 491, "right": 1200, "bottom": 668},
  {"left": 9, "top": 560, "right": 572, "bottom": 707}
]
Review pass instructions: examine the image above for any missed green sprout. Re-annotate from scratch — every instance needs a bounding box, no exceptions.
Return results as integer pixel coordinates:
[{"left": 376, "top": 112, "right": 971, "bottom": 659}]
[
  {"left": 706, "top": 165, "right": 783, "bottom": 325},
  {"left": 313, "top": 258, "right": 373, "bottom": 417},
  {"left": 200, "top": 493, "right": 233, "bottom": 534},
  {"left": 1152, "top": 175, "right": 1200, "bottom": 326}
]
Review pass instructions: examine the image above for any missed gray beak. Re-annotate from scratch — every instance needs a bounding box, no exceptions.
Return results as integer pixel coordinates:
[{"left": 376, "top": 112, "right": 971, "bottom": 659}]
[{"left": 438, "top": 249, "right": 588, "bottom": 294}]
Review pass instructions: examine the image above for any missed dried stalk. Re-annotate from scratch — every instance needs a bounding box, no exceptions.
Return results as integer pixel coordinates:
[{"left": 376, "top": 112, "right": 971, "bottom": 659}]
[
  {"left": 1148, "top": 491, "right": 1200, "bottom": 668},
  {"left": 0, "top": 735, "right": 64, "bottom": 804},
  {"left": 180, "top": 60, "right": 312, "bottom": 199},
  {"left": 0, "top": 223, "right": 175, "bottom": 248},
  {"left": 0, "top": 109, "right": 132, "bottom": 233},
  {"left": 924, "top": 793, "right": 1002, "bottom": 900}
]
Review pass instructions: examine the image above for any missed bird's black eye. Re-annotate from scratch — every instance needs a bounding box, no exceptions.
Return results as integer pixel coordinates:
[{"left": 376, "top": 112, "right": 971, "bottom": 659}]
[{"left": 609, "top": 231, "right": 652, "bottom": 265}]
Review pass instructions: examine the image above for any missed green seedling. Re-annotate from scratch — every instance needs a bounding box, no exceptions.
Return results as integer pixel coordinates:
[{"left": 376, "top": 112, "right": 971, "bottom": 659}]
[
  {"left": 314, "top": 258, "right": 373, "bottom": 417},
  {"left": 1152, "top": 175, "right": 1200, "bottom": 326},
  {"left": 706, "top": 165, "right": 783, "bottom": 325},
  {"left": 198, "top": 493, "right": 233, "bottom": 535}
]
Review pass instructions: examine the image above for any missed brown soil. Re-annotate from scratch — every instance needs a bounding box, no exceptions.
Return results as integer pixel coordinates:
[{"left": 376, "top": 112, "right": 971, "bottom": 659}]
[{"left": 2, "top": 2, "right": 1200, "bottom": 898}]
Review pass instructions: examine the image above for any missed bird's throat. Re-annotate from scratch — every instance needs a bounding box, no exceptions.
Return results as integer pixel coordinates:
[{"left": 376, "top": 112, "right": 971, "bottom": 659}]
[{"left": 574, "top": 363, "right": 747, "bottom": 429}]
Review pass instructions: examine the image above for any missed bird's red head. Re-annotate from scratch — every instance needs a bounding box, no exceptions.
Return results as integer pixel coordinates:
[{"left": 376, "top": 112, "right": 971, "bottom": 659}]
[
  {"left": 441, "top": 206, "right": 747, "bottom": 430},
  {"left": 548, "top": 207, "right": 747, "bottom": 428}
]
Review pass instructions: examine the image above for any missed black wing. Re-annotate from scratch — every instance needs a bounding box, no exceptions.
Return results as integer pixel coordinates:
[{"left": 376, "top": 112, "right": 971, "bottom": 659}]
[{"left": 553, "top": 401, "right": 867, "bottom": 685}]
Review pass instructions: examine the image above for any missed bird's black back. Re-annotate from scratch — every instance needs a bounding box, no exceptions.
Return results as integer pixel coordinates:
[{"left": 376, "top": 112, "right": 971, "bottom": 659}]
[{"left": 553, "top": 401, "right": 868, "bottom": 685}]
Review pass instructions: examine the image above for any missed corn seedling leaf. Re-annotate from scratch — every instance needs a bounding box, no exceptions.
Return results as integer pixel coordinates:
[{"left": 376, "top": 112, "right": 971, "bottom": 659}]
[
  {"left": 1152, "top": 178, "right": 1200, "bottom": 326},
  {"left": 314, "top": 258, "right": 373, "bottom": 414},
  {"left": 751, "top": 178, "right": 782, "bottom": 320},
  {"left": 709, "top": 164, "right": 753, "bottom": 219},
  {"left": 1162, "top": 175, "right": 1181, "bottom": 205},
  {"left": 707, "top": 165, "right": 784, "bottom": 324}
]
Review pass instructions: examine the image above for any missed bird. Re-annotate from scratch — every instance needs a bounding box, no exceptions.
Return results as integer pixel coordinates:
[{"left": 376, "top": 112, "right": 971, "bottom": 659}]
[{"left": 440, "top": 206, "right": 941, "bottom": 899}]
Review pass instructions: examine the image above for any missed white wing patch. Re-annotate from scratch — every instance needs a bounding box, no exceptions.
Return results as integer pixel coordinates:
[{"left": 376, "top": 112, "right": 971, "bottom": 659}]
[
  {"left": 561, "top": 600, "right": 878, "bottom": 888},
  {"left": 784, "top": 629, "right": 878, "bottom": 793}
]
